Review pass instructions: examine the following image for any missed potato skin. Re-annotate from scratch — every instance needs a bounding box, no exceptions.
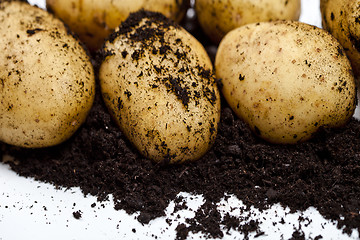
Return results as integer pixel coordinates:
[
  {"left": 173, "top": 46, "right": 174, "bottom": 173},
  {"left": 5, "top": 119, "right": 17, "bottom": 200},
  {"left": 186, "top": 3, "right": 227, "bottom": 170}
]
[
  {"left": 215, "top": 21, "right": 356, "bottom": 144},
  {"left": 46, "top": 0, "right": 188, "bottom": 52},
  {"left": 195, "top": 0, "right": 301, "bottom": 44},
  {"left": 99, "top": 11, "right": 221, "bottom": 164},
  {"left": 0, "top": 1, "right": 95, "bottom": 148},
  {"left": 321, "top": 0, "right": 360, "bottom": 77}
]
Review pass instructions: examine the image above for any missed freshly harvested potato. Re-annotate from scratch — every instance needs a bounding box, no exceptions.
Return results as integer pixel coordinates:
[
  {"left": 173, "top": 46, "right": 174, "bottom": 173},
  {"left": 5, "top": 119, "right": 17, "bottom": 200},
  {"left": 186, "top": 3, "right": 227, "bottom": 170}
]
[
  {"left": 0, "top": 1, "right": 95, "bottom": 148},
  {"left": 46, "top": 0, "right": 188, "bottom": 52},
  {"left": 215, "top": 21, "right": 356, "bottom": 144},
  {"left": 195, "top": 0, "right": 301, "bottom": 44},
  {"left": 99, "top": 11, "right": 221, "bottom": 164},
  {"left": 321, "top": 0, "right": 360, "bottom": 77}
]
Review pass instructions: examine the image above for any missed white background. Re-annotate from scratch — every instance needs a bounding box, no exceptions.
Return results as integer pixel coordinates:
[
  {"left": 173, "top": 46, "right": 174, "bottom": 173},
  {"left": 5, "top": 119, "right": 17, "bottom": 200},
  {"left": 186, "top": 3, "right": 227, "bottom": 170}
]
[{"left": 1, "top": 0, "right": 359, "bottom": 239}]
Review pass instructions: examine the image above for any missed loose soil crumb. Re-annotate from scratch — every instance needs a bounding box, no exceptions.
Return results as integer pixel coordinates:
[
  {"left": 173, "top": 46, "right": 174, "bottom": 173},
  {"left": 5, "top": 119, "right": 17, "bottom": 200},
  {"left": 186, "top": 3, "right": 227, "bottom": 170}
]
[
  {"left": 73, "top": 210, "right": 82, "bottom": 220},
  {"left": 1, "top": 7, "right": 360, "bottom": 240}
]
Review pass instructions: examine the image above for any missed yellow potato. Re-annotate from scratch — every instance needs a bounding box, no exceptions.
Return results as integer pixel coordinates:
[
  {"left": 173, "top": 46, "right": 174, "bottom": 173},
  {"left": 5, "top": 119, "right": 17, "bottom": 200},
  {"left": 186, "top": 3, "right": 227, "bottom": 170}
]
[
  {"left": 46, "top": 0, "right": 188, "bottom": 52},
  {"left": 215, "top": 21, "right": 356, "bottom": 144},
  {"left": 321, "top": 0, "right": 360, "bottom": 77},
  {"left": 0, "top": 1, "right": 95, "bottom": 148},
  {"left": 195, "top": 0, "right": 301, "bottom": 44},
  {"left": 99, "top": 11, "right": 221, "bottom": 164}
]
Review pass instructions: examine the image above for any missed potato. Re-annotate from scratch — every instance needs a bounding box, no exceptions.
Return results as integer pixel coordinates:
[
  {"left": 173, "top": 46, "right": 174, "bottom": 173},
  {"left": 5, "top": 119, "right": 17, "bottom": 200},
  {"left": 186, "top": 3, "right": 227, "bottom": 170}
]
[
  {"left": 46, "top": 0, "right": 188, "bottom": 52},
  {"left": 0, "top": 1, "right": 95, "bottom": 148},
  {"left": 215, "top": 21, "right": 356, "bottom": 144},
  {"left": 321, "top": 0, "right": 360, "bottom": 77},
  {"left": 195, "top": 0, "right": 301, "bottom": 44},
  {"left": 99, "top": 11, "right": 221, "bottom": 164}
]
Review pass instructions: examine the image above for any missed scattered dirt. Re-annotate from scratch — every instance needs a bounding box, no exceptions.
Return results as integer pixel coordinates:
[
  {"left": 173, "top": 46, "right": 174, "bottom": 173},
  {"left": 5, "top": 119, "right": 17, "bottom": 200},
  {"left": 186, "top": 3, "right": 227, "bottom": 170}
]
[{"left": 2, "top": 87, "right": 360, "bottom": 238}]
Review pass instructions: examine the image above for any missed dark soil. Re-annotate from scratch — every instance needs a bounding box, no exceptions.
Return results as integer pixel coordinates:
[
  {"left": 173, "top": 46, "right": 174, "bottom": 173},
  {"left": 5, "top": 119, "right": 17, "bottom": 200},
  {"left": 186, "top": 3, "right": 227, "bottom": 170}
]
[
  {"left": 1, "top": 6, "right": 360, "bottom": 240},
  {"left": 2, "top": 87, "right": 360, "bottom": 238},
  {"left": 73, "top": 210, "right": 82, "bottom": 220}
]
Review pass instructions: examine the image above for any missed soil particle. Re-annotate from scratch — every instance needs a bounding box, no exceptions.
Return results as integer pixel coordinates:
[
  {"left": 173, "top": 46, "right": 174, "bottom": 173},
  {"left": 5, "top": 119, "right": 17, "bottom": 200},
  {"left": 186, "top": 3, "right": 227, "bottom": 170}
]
[
  {"left": 73, "top": 210, "right": 82, "bottom": 219},
  {"left": 26, "top": 28, "right": 43, "bottom": 36}
]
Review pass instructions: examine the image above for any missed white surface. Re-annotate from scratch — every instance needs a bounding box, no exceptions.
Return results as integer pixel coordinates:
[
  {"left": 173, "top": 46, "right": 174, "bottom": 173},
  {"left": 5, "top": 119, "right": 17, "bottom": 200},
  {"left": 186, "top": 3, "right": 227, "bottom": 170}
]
[
  {"left": 1, "top": 0, "right": 360, "bottom": 239},
  {"left": 299, "top": 0, "right": 322, "bottom": 28}
]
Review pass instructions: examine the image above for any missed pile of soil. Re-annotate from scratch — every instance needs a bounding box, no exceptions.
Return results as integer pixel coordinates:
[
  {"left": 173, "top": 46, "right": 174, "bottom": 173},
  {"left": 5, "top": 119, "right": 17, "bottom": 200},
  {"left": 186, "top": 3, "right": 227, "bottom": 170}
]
[
  {"left": 2, "top": 89, "right": 360, "bottom": 239},
  {"left": 1, "top": 7, "right": 360, "bottom": 240}
]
